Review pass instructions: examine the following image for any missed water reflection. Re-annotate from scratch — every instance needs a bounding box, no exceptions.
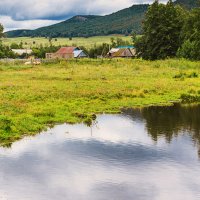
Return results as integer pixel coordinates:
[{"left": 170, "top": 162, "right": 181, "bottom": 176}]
[
  {"left": 0, "top": 104, "right": 200, "bottom": 200},
  {"left": 123, "top": 104, "right": 200, "bottom": 156}
]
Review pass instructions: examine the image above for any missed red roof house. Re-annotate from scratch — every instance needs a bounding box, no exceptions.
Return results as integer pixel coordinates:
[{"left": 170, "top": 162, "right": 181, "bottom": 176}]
[{"left": 46, "top": 47, "right": 87, "bottom": 59}]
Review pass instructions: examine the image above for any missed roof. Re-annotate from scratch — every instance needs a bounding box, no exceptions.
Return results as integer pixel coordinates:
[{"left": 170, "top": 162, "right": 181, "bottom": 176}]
[
  {"left": 109, "top": 48, "right": 119, "bottom": 54},
  {"left": 55, "top": 47, "right": 79, "bottom": 54},
  {"left": 74, "top": 50, "right": 83, "bottom": 58},
  {"left": 111, "top": 48, "right": 133, "bottom": 57},
  {"left": 112, "top": 49, "right": 126, "bottom": 57},
  {"left": 117, "top": 46, "right": 135, "bottom": 49},
  {"left": 12, "top": 49, "right": 33, "bottom": 55}
]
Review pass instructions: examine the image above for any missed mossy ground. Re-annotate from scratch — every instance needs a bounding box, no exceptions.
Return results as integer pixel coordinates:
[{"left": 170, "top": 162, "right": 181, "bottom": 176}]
[{"left": 0, "top": 58, "right": 200, "bottom": 146}]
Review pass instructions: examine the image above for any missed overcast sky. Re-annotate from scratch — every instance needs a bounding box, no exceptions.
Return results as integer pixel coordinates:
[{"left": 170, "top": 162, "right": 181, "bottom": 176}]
[{"left": 0, "top": 0, "right": 168, "bottom": 31}]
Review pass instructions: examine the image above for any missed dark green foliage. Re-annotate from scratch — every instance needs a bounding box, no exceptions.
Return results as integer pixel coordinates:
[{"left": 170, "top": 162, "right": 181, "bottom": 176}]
[
  {"left": 4, "top": 30, "right": 31, "bottom": 38},
  {"left": 32, "top": 45, "right": 60, "bottom": 58},
  {"left": 131, "top": 32, "right": 137, "bottom": 43},
  {"left": 174, "top": 0, "right": 199, "bottom": 9},
  {"left": 188, "top": 72, "right": 198, "bottom": 78},
  {"left": 0, "top": 24, "right": 16, "bottom": 58},
  {"left": 180, "top": 93, "right": 200, "bottom": 103},
  {"left": 177, "top": 40, "right": 197, "bottom": 59},
  {"left": 10, "top": 42, "right": 23, "bottom": 49},
  {"left": 173, "top": 72, "right": 187, "bottom": 78},
  {"left": 178, "top": 8, "right": 200, "bottom": 60},
  {"left": 87, "top": 43, "right": 110, "bottom": 58},
  {"left": 0, "top": 43, "right": 16, "bottom": 58},
  {"left": 173, "top": 71, "right": 198, "bottom": 78},
  {"left": 0, "top": 23, "right": 4, "bottom": 38},
  {"left": 0, "top": 116, "right": 12, "bottom": 132},
  {"left": 135, "top": 1, "right": 186, "bottom": 60}
]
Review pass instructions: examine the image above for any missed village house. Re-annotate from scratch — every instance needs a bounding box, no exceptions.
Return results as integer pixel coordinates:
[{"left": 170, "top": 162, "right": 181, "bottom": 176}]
[
  {"left": 46, "top": 47, "right": 88, "bottom": 59},
  {"left": 107, "top": 46, "right": 136, "bottom": 58}
]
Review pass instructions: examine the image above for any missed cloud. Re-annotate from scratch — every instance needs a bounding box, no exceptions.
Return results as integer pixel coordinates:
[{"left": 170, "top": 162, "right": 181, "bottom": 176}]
[
  {"left": 0, "top": 0, "right": 168, "bottom": 31},
  {"left": 0, "top": 15, "right": 61, "bottom": 31}
]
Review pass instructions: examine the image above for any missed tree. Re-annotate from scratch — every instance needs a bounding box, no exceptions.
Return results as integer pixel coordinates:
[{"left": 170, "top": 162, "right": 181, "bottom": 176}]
[
  {"left": 32, "top": 45, "right": 60, "bottom": 58},
  {"left": 48, "top": 37, "right": 52, "bottom": 46},
  {"left": 131, "top": 31, "right": 137, "bottom": 44},
  {"left": 178, "top": 7, "right": 200, "bottom": 60},
  {"left": 0, "top": 43, "right": 16, "bottom": 58},
  {"left": 0, "top": 24, "right": 4, "bottom": 38},
  {"left": 135, "top": 0, "right": 186, "bottom": 60},
  {"left": 10, "top": 43, "right": 20, "bottom": 49}
]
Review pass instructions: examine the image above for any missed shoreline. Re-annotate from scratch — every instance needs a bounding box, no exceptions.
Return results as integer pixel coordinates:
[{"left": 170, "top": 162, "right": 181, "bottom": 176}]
[{"left": 0, "top": 59, "right": 200, "bottom": 146}]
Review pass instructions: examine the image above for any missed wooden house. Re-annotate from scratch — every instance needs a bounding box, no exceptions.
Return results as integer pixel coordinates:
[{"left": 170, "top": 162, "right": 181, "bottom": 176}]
[
  {"left": 46, "top": 47, "right": 88, "bottom": 59},
  {"left": 107, "top": 46, "right": 136, "bottom": 58}
]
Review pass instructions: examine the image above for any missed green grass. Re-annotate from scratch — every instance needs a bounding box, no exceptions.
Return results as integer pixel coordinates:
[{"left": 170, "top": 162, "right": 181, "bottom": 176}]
[
  {"left": 2, "top": 36, "right": 132, "bottom": 48},
  {"left": 0, "top": 58, "right": 200, "bottom": 146}
]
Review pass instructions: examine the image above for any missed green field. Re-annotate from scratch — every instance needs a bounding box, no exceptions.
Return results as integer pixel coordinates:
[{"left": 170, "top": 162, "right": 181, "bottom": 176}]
[
  {"left": 2, "top": 36, "right": 132, "bottom": 48},
  {"left": 0, "top": 58, "right": 200, "bottom": 146}
]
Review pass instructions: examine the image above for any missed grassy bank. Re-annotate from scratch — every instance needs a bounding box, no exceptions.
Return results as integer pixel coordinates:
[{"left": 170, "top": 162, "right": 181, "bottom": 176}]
[
  {"left": 0, "top": 58, "right": 200, "bottom": 146},
  {"left": 2, "top": 36, "right": 132, "bottom": 48}
]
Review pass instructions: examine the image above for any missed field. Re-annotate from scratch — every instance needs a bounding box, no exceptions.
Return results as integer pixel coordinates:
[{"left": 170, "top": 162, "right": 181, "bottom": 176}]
[
  {"left": 2, "top": 36, "right": 132, "bottom": 48},
  {"left": 0, "top": 58, "right": 200, "bottom": 146}
]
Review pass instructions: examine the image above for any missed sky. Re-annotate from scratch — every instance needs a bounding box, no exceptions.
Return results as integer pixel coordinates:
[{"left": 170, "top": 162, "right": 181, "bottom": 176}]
[{"left": 0, "top": 0, "right": 168, "bottom": 31}]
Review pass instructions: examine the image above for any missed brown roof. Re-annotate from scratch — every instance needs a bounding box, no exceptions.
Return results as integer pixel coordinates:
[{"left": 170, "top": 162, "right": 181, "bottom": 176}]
[
  {"left": 112, "top": 48, "right": 133, "bottom": 57},
  {"left": 55, "top": 47, "right": 79, "bottom": 54}
]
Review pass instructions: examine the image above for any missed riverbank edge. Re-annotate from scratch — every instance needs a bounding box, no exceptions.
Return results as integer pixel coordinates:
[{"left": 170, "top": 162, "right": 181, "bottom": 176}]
[{"left": 1, "top": 101, "right": 199, "bottom": 148}]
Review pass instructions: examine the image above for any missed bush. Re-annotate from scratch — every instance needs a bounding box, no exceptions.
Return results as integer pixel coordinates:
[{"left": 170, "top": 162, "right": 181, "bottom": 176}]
[
  {"left": 177, "top": 40, "right": 199, "bottom": 60},
  {"left": 180, "top": 94, "right": 200, "bottom": 103}
]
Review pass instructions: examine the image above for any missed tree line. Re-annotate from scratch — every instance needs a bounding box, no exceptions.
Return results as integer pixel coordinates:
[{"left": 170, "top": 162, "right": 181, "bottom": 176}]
[{"left": 0, "top": 33, "right": 133, "bottom": 59}]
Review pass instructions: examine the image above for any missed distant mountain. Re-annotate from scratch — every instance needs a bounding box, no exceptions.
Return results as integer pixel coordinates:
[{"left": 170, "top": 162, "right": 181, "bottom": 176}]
[
  {"left": 5, "top": 29, "right": 31, "bottom": 38},
  {"left": 5, "top": 4, "right": 149, "bottom": 38},
  {"left": 5, "top": 0, "right": 199, "bottom": 38}
]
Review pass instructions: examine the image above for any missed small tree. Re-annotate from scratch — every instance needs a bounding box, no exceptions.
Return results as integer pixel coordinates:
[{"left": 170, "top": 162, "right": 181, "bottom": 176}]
[
  {"left": 19, "top": 41, "right": 23, "bottom": 48},
  {"left": 10, "top": 43, "right": 20, "bottom": 49},
  {"left": 131, "top": 31, "right": 137, "bottom": 44},
  {"left": 48, "top": 37, "right": 52, "bottom": 46}
]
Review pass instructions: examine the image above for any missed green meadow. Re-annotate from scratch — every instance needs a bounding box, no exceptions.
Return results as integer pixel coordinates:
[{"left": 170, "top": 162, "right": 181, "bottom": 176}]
[
  {"left": 0, "top": 58, "right": 200, "bottom": 146},
  {"left": 2, "top": 36, "right": 132, "bottom": 48}
]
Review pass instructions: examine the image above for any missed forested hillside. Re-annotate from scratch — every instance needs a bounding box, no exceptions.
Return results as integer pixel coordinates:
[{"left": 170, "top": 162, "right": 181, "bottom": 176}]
[
  {"left": 6, "top": 5, "right": 148, "bottom": 38},
  {"left": 5, "top": 0, "right": 198, "bottom": 38}
]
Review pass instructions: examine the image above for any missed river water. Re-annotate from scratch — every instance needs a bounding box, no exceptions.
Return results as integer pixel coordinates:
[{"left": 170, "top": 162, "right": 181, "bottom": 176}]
[{"left": 0, "top": 104, "right": 200, "bottom": 200}]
